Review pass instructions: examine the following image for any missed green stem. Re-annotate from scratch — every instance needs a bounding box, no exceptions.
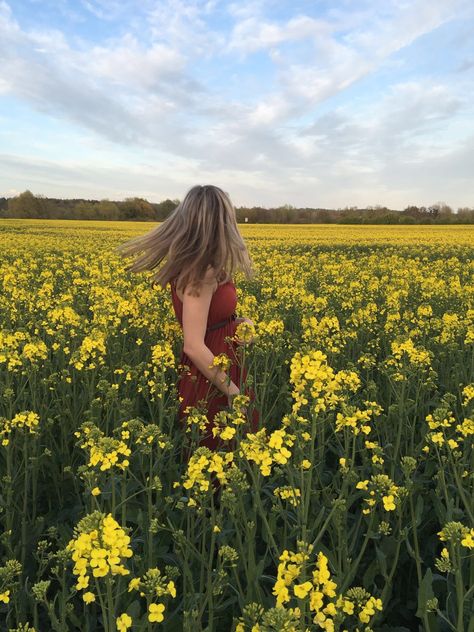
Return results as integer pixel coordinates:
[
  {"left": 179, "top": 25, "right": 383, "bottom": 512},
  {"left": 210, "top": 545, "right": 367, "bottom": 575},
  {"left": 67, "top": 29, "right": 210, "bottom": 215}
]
[
  {"left": 409, "top": 490, "right": 430, "bottom": 631},
  {"left": 94, "top": 577, "right": 109, "bottom": 632},
  {"left": 339, "top": 511, "right": 376, "bottom": 593},
  {"left": 454, "top": 544, "right": 464, "bottom": 632},
  {"left": 106, "top": 575, "right": 116, "bottom": 631}
]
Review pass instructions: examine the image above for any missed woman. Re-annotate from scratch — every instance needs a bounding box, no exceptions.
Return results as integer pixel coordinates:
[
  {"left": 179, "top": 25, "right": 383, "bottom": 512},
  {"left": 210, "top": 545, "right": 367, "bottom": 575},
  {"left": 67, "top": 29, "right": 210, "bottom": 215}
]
[{"left": 115, "top": 184, "right": 260, "bottom": 455}]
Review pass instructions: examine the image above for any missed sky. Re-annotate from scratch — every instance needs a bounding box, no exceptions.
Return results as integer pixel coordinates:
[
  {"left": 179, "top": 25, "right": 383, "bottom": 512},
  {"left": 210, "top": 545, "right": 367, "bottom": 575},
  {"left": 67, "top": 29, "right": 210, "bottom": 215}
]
[{"left": 0, "top": 0, "right": 473, "bottom": 210}]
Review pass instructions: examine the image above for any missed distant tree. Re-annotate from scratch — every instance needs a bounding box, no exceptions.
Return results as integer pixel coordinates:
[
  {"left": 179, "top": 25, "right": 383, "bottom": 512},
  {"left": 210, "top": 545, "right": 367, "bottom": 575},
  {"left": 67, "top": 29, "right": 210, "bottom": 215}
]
[
  {"left": 7, "top": 190, "right": 44, "bottom": 218},
  {"left": 97, "top": 200, "right": 120, "bottom": 220},
  {"left": 316, "top": 209, "right": 332, "bottom": 223},
  {"left": 118, "top": 197, "right": 155, "bottom": 220},
  {"left": 402, "top": 205, "right": 421, "bottom": 218},
  {"left": 154, "top": 198, "right": 178, "bottom": 220},
  {"left": 430, "top": 202, "right": 453, "bottom": 222},
  {"left": 0, "top": 197, "right": 8, "bottom": 217},
  {"left": 74, "top": 200, "right": 97, "bottom": 220},
  {"left": 456, "top": 207, "right": 474, "bottom": 223},
  {"left": 399, "top": 214, "right": 416, "bottom": 224},
  {"left": 0, "top": 191, "right": 467, "bottom": 224}
]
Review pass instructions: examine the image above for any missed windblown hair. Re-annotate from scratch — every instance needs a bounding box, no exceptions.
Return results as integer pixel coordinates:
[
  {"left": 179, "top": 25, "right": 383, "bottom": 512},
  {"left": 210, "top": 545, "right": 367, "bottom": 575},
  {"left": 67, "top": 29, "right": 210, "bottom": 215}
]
[{"left": 114, "top": 184, "right": 256, "bottom": 296}]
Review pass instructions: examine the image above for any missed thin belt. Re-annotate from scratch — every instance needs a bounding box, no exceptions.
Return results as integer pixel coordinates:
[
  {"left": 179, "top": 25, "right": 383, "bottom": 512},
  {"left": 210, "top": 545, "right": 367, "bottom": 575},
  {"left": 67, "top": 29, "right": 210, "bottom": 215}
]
[{"left": 206, "top": 312, "right": 237, "bottom": 332}]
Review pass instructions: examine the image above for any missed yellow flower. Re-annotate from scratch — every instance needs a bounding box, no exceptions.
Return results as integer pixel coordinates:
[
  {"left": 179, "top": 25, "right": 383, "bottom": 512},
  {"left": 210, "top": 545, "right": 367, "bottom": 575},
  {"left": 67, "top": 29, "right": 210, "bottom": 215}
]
[
  {"left": 220, "top": 426, "right": 236, "bottom": 441},
  {"left": 382, "top": 495, "right": 396, "bottom": 511},
  {"left": 167, "top": 580, "right": 177, "bottom": 598},
  {"left": 82, "top": 591, "right": 96, "bottom": 604},
  {"left": 76, "top": 574, "right": 89, "bottom": 590},
  {"left": 148, "top": 602, "right": 165, "bottom": 623},
  {"left": 461, "top": 530, "right": 474, "bottom": 549},
  {"left": 0, "top": 589, "right": 10, "bottom": 603},
  {"left": 294, "top": 581, "right": 313, "bottom": 598},
  {"left": 116, "top": 613, "right": 132, "bottom": 631},
  {"left": 128, "top": 577, "right": 140, "bottom": 592},
  {"left": 91, "top": 487, "right": 101, "bottom": 496}
]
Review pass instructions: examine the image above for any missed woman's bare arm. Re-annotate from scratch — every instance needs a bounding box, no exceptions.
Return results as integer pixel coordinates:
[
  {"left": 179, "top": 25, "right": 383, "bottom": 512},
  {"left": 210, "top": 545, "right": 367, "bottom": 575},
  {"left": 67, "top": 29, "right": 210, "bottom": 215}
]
[{"left": 181, "top": 268, "right": 240, "bottom": 399}]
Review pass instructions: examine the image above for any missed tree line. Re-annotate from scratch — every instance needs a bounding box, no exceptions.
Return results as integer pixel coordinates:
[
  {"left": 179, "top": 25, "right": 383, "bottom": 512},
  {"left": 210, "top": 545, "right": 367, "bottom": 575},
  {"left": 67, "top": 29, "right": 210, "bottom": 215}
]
[{"left": 1, "top": 190, "right": 473, "bottom": 224}]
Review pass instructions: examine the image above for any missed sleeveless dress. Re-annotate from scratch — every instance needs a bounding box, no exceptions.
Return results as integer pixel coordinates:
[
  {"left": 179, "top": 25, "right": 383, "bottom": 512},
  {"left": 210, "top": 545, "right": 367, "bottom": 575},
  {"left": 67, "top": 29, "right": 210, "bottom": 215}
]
[{"left": 170, "top": 275, "right": 260, "bottom": 453}]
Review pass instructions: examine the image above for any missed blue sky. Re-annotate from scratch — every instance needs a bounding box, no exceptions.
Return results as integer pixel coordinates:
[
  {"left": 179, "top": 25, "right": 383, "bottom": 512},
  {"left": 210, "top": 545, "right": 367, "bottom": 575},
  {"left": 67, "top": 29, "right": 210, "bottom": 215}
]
[{"left": 0, "top": 0, "right": 473, "bottom": 209}]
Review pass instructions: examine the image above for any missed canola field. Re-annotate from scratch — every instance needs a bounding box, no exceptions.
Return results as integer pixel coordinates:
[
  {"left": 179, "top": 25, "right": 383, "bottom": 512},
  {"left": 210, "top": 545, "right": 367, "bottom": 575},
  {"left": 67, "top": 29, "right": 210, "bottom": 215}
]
[{"left": 0, "top": 219, "right": 473, "bottom": 632}]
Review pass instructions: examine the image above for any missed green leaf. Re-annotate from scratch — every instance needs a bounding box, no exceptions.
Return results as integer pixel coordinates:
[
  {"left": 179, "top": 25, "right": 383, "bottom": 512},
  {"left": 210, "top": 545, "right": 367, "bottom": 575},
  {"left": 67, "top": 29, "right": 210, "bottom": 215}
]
[
  {"left": 416, "top": 567, "right": 435, "bottom": 619},
  {"left": 415, "top": 494, "right": 424, "bottom": 527},
  {"left": 375, "top": 544, "right": 388, "bottom": 578}
]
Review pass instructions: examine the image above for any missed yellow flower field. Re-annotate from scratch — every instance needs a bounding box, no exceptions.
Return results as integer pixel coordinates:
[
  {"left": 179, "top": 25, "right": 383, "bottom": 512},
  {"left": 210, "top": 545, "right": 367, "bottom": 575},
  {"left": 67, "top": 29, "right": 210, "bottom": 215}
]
[{"left": 0, "top": 219, "right": 473, "bottom": 631}]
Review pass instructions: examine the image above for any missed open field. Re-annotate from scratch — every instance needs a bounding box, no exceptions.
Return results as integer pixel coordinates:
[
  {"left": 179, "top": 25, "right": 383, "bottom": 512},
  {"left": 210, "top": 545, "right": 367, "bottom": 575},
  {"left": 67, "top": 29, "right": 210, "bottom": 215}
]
[{"left": 0, "top": 220, "right": 473, "bottom": 631}]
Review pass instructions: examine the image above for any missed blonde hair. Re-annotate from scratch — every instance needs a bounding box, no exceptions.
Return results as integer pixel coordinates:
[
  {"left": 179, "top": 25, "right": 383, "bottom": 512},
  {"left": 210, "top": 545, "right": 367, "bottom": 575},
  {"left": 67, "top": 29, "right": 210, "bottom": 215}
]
[{"left": 115, "top": 184, "right": 256, "bottom": 295}]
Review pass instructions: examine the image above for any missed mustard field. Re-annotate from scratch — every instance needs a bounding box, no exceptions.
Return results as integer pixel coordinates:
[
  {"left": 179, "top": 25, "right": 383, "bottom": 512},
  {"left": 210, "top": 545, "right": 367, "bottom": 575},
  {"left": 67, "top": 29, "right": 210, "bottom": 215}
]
[{"left": 0, "top": 219, "right": 473, "bottom": 632}]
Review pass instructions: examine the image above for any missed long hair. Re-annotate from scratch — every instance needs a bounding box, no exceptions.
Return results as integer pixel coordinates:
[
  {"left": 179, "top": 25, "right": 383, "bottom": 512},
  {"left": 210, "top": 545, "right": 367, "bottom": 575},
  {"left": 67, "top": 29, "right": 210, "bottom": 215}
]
[{"left": 114, "top": 184, "right": 256, "bottom": 296}]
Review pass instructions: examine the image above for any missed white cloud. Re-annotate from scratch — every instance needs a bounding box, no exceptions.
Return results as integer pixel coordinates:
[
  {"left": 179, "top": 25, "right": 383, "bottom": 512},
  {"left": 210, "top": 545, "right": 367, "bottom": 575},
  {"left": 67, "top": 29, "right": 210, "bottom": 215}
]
[
  {"left": 85, "top": 34, "right": 187, "bottom": 90},
  {"left": 226, "top": 14, "right": 332, "bottom": 56},
  {"left": 145, "top": 0, "right": 226, "bottom": 58}
]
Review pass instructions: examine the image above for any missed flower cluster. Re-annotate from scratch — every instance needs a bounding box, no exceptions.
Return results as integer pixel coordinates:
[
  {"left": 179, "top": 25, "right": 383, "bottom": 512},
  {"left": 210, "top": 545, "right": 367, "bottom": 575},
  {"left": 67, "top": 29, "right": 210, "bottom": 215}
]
[
  {"left": 65, "top": 511, "right": 133, "bottom": 602},
  {"left": 181, "top": 447, "right": 234, "bottom": 494},
  {"left": 0, "top": 411, "right": 41, "bottom": 445},
  {"left": 364, "top": 440, "right": 385, "bottom": 466},
  {"left": 210, "top": 352, "right": 232, "bottom": 373},
  {"left": 290, "top": 350, "right": 361, "bottom": 416},
  {"left": 233, "top": 320, "right": 256, "bottom": 345},
  {"left": 147, "top": 342, "right": 176, "bottom": 401},
  {"left": 270, "top": 541, "right": 383, "bottom": 630},
  {"left": 339, "top": 587, "right": 383, "bottom": 624},
  {"left": 150, "top": 341, "right": 175, "bottom": 370},
  {"left": 125, "top": 419, "right": 170, "bottom": 453},
  {"left": 74, "top": 422, "right": 131, "bottom": 473},
  {"left": 335, "top": 401, "right": 383, "bottom": 437},
  {"left": 273, "top": 486, "right": 301, "bottom": 506},
  {"left": 21, "top": 339, "right": 48, "bottom": 365},
  {"left": 239, "top": 427, "right": 295, "bottom": 476},
  {"left": 181, "top": 403, "right": 210, "bottom": 435},
  {"left": 382, "top": 338, "right": 434, "bottom": 382},
  {"left": 69, "top": 329, "right": 107, "bottom": 371},
  {"left": 211, "top": 394, "right": 250, "bottom": 442},
  {"left": 273, "top": 542, "right": 314, "bottom": 607},
  {"left": 461, "top": 383, "right": 474, "bottom": 407},
  {"left": 423, "top": 393, "right": 473, "bottom": 456},
  {"left": 128, "top": 567, "right": 177, "bottom": 624},
  {"left": 254, "top": 318, "right": 285, "bottom": 346},
  {"left": 355, "top": 473, "right": 402, "bottom": 515},
  {"left": 302, "top": 314, "right": 345, "bottom": 354},
  {"left": 0, "top": 329, "right": 29, "bottom": 371},
  {"left": 0, "top": 330, "right": 49, "bottom": 371},
  {"left": 437, "top": 311, "right": 463, "bottom": 345},
  {"left": 438, "top": 521, "right": 474, "bottom": 549}
]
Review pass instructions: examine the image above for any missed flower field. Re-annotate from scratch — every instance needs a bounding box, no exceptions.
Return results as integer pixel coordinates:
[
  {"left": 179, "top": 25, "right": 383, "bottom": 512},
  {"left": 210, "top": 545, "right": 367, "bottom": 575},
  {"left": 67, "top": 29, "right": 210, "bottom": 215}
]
[{"left": 0, "top": 219, "right": 473, "bottom": 632}]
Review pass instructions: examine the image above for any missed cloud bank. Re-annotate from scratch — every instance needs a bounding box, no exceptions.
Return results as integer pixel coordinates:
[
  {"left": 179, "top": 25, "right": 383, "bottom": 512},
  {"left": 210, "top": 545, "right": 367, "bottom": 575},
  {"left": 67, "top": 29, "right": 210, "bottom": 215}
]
[{"left": 0, "top": 0, "right": 473, "bottom": 208}]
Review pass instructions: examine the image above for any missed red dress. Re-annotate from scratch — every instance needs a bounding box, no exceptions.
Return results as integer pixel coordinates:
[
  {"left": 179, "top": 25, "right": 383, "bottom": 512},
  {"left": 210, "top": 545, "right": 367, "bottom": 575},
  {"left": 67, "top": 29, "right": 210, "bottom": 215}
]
[{"left": 170, "top": 275, "right": 260, "bottom": 453}]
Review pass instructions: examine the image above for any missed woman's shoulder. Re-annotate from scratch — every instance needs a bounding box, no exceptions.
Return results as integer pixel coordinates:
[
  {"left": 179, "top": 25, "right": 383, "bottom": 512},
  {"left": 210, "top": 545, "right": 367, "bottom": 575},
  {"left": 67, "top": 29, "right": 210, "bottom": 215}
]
[
  {"left": 205, "top": 265, "right": 233, "bottom": 287},
  {"left": 171, "top": 266, "right": 233, "bottom": 302}
]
